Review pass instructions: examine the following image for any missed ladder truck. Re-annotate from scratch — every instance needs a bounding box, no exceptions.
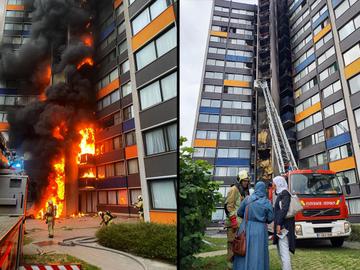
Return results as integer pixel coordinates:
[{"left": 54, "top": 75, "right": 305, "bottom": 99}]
[{"left": 255, "top": 79, "right": 351, "bottom": 247}]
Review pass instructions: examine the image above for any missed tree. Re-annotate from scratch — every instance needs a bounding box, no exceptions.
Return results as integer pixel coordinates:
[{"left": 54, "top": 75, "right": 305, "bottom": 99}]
[{"left": 179, "top": 137, "right": 222, "bottom": 268}]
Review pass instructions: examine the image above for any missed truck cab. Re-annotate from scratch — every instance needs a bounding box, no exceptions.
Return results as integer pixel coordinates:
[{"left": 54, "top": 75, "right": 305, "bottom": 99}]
[{"left": 287, "top": 169, "right": 351, "bottom": 247}]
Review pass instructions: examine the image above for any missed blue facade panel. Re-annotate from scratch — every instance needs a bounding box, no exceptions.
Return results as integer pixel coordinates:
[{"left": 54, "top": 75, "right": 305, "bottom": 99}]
[
  {"left": 332, "top": 0, "right": 343, "bottom": 8},
  {"left": 97, "top": 177, "right": 127, "bottom": 189},
  {"left": 225, "top": 55, "right": 252, "bottom": 63},
  {"left": 199, "top": 107, "right": 220, "bottom": 114},
  {"left": 123, "top": 118, "right": 135, "bottom": 132},
  {"left": 0, "top": 88, "right": 17, "bottom": 95},
  {"left": 312, "top": 11, "right": 329, "bottom": 29},
  {"left": 326, "top": 132, "right": 351, "bottom": 149},
  {"left": 100, "top": 23, "right": 115, "bottom": 42},
  {"left": 215, "top": 158, "right": 250, "bottom": 166},
  {"left": 294, "top": 54, "right": 315, "bottom": 74},
  {"left": 290, "top": 0, "right": 304, "bottom": 14},
  {"left": 22, "top": 31, "right": 31, "bottom": 36}
]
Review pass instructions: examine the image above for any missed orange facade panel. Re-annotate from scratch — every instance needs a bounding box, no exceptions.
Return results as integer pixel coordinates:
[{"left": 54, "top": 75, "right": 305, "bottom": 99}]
[
  {"left": 193, "top": 139, "right": 217, "bottom": 148},
  {"left": 329, "top": 157, "right": 356, "bottom": 173},
  {"left": 295, "top": 102, "right": 321, "bottom": 123},
  {"left": 0, "top": 122, "right": 9, "bottom": 131},
  {"left": 96, "top": 79, "right": 120, "bottom": 100},
  {"left": 113, "top": 0, "right": 123, "bottom": 9},
  {"left": 223, "top": 80, "right": 250, "bottom": 88},
  {"left": 6, "top": 5, "right": 24, "bottom": 10},
  {"left": 344, "top": 57, "right": 360, "bottom": 80},
  {"left": 210, "top": 31, "right": 228, "bottom": 37},
  {"left": 125, "top": 145, "right": 138, "bottom": 160},
  {"left": 313, "top": 24, "right": 331, "bottom": 43},
  {"left": 132, "top": 5, "right": 175, "bottom": 52},
  {"left": 149, "top": 211, "right": 177, "bottom": 224}
]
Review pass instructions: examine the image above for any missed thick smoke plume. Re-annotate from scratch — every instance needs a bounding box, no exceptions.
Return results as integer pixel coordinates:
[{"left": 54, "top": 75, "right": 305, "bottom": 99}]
[{"left": 1, "top": 0, "right": 99, "bottom": 204}]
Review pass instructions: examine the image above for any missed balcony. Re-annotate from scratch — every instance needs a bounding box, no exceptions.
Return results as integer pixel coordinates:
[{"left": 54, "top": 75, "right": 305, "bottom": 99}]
[
  {"left": 285, "top": 129, "right": 296, "bottom": 142},
  {"left": 281, "top": 112, "right": 295, "bottom": 128},
  {"left": 280, "top": 96, "right": 294, "bottom": 109}
]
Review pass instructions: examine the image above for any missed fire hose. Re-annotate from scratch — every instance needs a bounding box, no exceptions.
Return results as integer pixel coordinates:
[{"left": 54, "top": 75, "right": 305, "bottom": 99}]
[{"left": 58, "top": 236, "right": 147, "bottom": 270}]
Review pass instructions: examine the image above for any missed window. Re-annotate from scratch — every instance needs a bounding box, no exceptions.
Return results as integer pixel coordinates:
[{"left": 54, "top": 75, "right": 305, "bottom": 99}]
[
  {"left": 118, "top": 189, "right": 128, "bottom": 205},
  {"left": 123, "top": 105, "right": 134, "bottom": 121},
  {"left": 225, "top": 73, "right": 252, "bottom": 82},
  {"left": 193, "top": 148, "right": 216, "bottom": 158},
  {"left": 318, "top": 46, "right": 335, "bottom": 65},
  {"left": 322, "top": 80, "right": 341, "bottom": 98},
  {"left": 291, "top": 8, "right": 309, "bottom": 30},
  {"left": 198, "top": 114, "right": 219, "bottom": 123},
  {"left": 229, "top": 38, "right": 252, "bottom": 46},
  {"left": 229, "top": 18, "right": 252, "bottom": 25},
  {"left": 115, "top": 160, "right": 125, "bottom": 176},
  {"left": 214, "top": 6, "right": 229, "bottom": 12},
  {"left": 131, "top": 0, "right": 171, "bottom": 35},
  {"left": 135, "top": 26, "right": 176, "bottom": 70},
  {"left": 315, "top": 31, "right": 333, "bottom": 50},
  {"left": 311, "top": 0, "right": 321, "bottom": 10},
  {"left": 116, "top": 3, "right": 125, "bottom": 16},
  {"left": 98, "top": 191, "right": 107, "bottom": 204},
  {"left": 348, "top": 73, "right": 360, "bottom": 95},
  {"left": 225, "top": 61, "right": 251, "bottom": 69},
  {"left": 100, "top": 31, "right": 116, "bottom": 50},
  {"left": 222, "top": 100, "right": 251, "bottom": 110},
  {"left": 113, "top": 136, "right": 122, "bottom": 150},
  {"left": 325, "top": 120, "right": 349, "bottom": 139},
  {"left": 130, "top": 189, "right": 141, "bottom": 205},
  {"left": 207, "top": 59, "right": 225, "bottom": 66},
  {"left": 296, "top": 112, "right": 322, "bottom": 131},
  {"left": 97, "top": 89, "right": 120, "bottom": 111},
  {"left": 144, "top": 123, "right": 176, "bottom": 155},
  {"left": 334, "top": 0, "right": 355, "bottom": 18},
  {"left": 96, "top": 68, "right": 119, "bottom": 91},
  {"left": 297, "top": 131, "right": 325, "bottom": 150},
  {"left": 204, "top": 85, "right": 222, "bottom": 93},
  {"left": 125, "top": 131, "right": 136, "bottom": 146},
  {"left": 299, "top": 152, "right": 327, "bottom": 168},
  {"left": 5, "top": 10, "right": 24, "bottom": 17},
  {"left": 149, "top": 179, "right": 176, "bottom": 209},
  {"left": 98, "top": 50, "right": 116, "bottom": 66},
  {"left": 201, "top": 99, "right": 221, "bottom": 108},
  {"left": 231, "top": 8, "right": 254, "bottom": 16},
  {"left": 323, "top": 99, "right": 345, "bottom": 118},
  {"left": 215, "top": 166, "right": 249, "bottom": 176},
  {"left": 220, "top": 115, "right": 251, "bottom": 125},
  {"left": 195, "top": 130, "right": 218, "bottom": 139},
  {"left": 208, "top": 47, "right": 226, "bottom": 54},
  {"left": 224, "top": 86, "right": 251, "bottom": 95},
  {"left": 294, "top": 61, "right": 316, "bottom": 83},
  {"left": 226, "top": 50, "right": 252, "bottom": 57},
  {"left": 337, "top": 169, "right": 358, "bottom": 185},
  {"left": 209, "top": 36, "right": 227, "bottom": 43},
  {"left": 312, "top": 5, "right": 327, "bottom": 23},
  {"left": 293, "top": 34, "right": 312, "bottom": 55},
  {"left": 313, "top": 19, "right": 329, "bottom": 35},
  {"left": 319, "top": 63, "right": 338, "bottom": 81},
  {"left": 329, "top": 144, "right": 352, "bottom": 161},
  {"left": 295, "top": 94, "right": 320, "bottom": 114},
  {"left": 127, "top": 159, "right": 139, "bottom": 174},
  {"left": 219, "top": 131, "right": 251, "bottom": 141},
  {"left": 294, "top": 47, "right": 314, "bottom": 67},
  {"left": 290, "top": 0, "right": 307, "bottom": 19},
  {"left": 100, "top": 15, "right": 113, "bottom": 32},
  {"left": 213, "top": 15, "right": 229, "bottom": 22},
  {"left": 107, "top": 191, "right": 117, "bottom": 204},
  {"left": 211, "top": 25, "right": 228, "bottom": 32},
  {"left": 217, "top": 148, "right": 250, "bottom": 158},
  {"left": 343, "top": 43, "right": 360, "bottom": 66},
  {"left": 97, "top": 166, "right": 105, "bottom": 179},
  {"left": 354, "top": 108, "right": 360, "bottom": 127},
  {"left": 120, "top": 60, "right": 130, "bottom": 74},
  {"left": 105, "top": 163, "right": 115, "bottom": 177},
  {"left": 139, "top": 72, "right": 176, "bottom": 110},
  {"left": 205, "top": 72, "right": 223, "bottom": 79},
  {"left": 119, "top": 40, "right": 127, "bottom": 54},
  {"left": 121, "top": 81, "right": 132, "bottom": 97},
  {"left": 339, "top": 13, "right": 360, "bottom": 41},
  {"left": 291, "top": 21, "right": 311, "bottom": 45}
]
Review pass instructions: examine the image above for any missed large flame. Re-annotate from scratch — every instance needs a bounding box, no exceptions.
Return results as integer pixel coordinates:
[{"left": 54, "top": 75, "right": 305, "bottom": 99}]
[
  {"left": 78, "top": 128, "right": 95, "bottom": 164},
  {"left": 80, "top": 168, "right": 96, "bottom": 178},
  {"left": 39, "top": 65, "right": 51, "bottom": 101},
  {"left": 77, "top": 57, "right": 94, "bottom": 69}
]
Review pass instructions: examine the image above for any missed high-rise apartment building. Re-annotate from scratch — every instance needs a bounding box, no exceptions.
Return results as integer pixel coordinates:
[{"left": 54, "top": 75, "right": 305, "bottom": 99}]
[
  {"left": 0, "top": 0, "right": 178, "bottom": 224},
  {"left": 193, "top": 0, "right": 360, "bottom": 222}
]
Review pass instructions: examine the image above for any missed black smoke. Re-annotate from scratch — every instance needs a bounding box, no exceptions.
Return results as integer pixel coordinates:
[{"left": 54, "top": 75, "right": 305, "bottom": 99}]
[{"left": 1, "top": 0, "right": 100, "bottom": 205}]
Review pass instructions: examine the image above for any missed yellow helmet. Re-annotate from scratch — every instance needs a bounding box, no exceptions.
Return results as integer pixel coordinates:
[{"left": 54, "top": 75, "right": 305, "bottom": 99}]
[{"left": 237, "top": 170, "right": 250, "bottom": 182}]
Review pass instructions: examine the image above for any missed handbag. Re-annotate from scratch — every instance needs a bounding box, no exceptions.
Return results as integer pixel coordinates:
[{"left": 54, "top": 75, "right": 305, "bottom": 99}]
[
  {"left": 283, "top": 192, "right": 303, "bottom": 218},
  {"left": 232, "top": 204, "right": 250, "bottom": 257}
]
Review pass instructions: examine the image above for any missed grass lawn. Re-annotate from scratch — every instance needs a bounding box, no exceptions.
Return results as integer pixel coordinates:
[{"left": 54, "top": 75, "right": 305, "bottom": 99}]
[
  {"left": 200, "top": 236, "right": 227, "bottom": 252},
  {"left": 194, "top": 247, "right": 360, "bottom": 270},
  {"left": 349, "top": 224, "right": 360, "bottom": 242},
  {"left": 23, "top": 254, "right": 100, "bottom": 270}
]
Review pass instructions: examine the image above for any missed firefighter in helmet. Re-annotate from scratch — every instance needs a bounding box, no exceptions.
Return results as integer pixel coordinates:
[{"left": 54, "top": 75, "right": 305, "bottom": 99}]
[
  {"left": 224, "top": 170, "right": 250, "bottom": 269},
  {"left": 98, "top": 210, "right": 115, "bottom": 226},
  {"left": 134, "top": 195, "right": 144, "bottom": 222},
  {"left": 44, "top": 200, "right": 56, "bottom": 238}
]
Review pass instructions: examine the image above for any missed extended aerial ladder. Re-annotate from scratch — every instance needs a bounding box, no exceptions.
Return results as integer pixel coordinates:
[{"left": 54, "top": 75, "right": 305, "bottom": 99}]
[{"left": 254, "top": 79, "right": 298, "bottom": 174}]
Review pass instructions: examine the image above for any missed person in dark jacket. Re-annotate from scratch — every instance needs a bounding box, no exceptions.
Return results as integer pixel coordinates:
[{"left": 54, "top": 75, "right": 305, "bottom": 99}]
[{"left": 273, "top": 176, "right": 295, "bottom": 270}]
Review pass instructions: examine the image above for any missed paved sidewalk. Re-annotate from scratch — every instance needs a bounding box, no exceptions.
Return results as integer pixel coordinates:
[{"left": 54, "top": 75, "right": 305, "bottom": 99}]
[{"left": 24, "top": 217, "right": 175, "bottom": 270}]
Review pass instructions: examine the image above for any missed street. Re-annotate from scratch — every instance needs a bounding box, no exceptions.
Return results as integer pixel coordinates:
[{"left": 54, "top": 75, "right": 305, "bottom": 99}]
[{"left": 23, "top": 216, "right": 176, "bottom": 270}]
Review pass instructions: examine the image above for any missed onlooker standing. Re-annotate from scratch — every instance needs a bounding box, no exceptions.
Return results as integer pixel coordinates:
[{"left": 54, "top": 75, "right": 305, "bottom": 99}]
[
  {"left": 233, "top": 181, "right": 274, "bottom": 270},
  {"left": 273, "top": 176, "right": 296, "bottom": 270}
]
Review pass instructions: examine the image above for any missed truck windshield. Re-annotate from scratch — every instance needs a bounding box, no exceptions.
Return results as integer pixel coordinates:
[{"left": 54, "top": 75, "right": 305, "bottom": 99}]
[{"left": 290, "top": 173, "right": 342, "bottom": 195}]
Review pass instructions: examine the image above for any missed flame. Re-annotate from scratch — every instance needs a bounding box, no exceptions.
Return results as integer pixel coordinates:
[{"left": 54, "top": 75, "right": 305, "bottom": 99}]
[
  {"left": 39, "top": 65, "right": 51, "bottom": 101},
  {"left": 83, "top": 35, "right": 93, "bottom": 47},
  {"left": 80, "top": 168, "right": 96, "bottom": 178},
  {"left": 36, "top": 157, "right": 65, "bottom": 219},
  {"left": 77, "top": 57, "right": 94, "bottom": 69},
  {"left": 78, "top": 128, "right": 95, "bottom": 164},
  {"left": 52, "top": 122, "right": 67, "bottom": 140}
]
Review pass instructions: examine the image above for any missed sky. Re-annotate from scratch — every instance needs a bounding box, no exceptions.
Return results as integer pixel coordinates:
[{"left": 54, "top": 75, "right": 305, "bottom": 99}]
[{"left": 180, "top": 0, "right": 257, "bottom": 146}]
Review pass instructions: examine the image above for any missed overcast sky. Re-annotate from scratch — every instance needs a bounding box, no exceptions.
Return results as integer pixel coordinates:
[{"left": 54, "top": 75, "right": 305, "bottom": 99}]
[{"left": 180, "top": 0, "right": 257, "bottom": 146}]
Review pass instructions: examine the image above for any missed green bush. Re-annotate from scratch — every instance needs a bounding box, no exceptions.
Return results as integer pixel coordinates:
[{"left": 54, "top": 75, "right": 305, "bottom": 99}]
[
  {"left": 179, "top": 137, "right": 222, "bottom": 268},
  {"left": 96, "top": 222, "right": 176, "bottom": 264},
  {"left": 348, "top": 224, "right": 360, "bottom": 242}
]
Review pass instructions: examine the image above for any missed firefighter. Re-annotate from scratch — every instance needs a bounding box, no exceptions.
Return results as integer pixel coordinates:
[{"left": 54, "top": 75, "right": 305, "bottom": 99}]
[
  {"left": 134, "top": 195, "right": 144, "bottom": 222},
  {"left": 98, "top": 211, "right": 115, "bottom": 226},
  {"left": 44, "top": 200, "right": 56, "bottom": 238},
  {"left": 224, "top": 170, "right": 250, "bottom": 270}
]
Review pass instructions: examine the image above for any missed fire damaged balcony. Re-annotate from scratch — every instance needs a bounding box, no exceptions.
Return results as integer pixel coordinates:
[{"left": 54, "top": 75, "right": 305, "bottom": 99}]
[
  {"left": 78, "top": 153, "right": 95, "bottom": 165},
  {"left": 285, "top": 129, "right": 296, "bottom": 142},
  {"left": 280, "top": 96, "right": 295, "bottom": 110},
  {"left": 281, "top": 112, "right": 295, "bottom": 128}
]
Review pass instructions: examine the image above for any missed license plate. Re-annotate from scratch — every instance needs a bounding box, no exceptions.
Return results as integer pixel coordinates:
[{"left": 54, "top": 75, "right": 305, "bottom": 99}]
[{"left": 317, "top": 232, "right": 332, "bottom": 238}]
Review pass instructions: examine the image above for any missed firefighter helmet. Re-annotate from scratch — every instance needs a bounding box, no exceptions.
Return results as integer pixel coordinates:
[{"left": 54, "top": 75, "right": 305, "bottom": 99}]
[
  {"left": 237, "top": 170, "right": 250, "bottom": 183},
  {"left": 137, "top": 195, "right": 142, "bottom": 201},
  {"left": 48, "top": 200, "right": 53, "bottom": 205}
]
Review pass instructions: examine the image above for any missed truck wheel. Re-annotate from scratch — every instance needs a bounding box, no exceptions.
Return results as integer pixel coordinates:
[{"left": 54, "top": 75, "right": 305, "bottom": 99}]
[{"left": 330, "top": 238, "right": 344, "bottom": 247}]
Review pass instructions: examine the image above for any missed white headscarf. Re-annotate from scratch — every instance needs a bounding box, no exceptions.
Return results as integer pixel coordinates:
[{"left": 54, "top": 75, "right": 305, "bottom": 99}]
[{"left": 273, "top": 176, "right": 288, "bottom": 194}]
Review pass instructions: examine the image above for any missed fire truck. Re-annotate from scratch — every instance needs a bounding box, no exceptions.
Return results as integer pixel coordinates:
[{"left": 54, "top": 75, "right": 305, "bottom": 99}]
[
  {"left": 0, "top": 169, "right": 28, "bottom": 269},
  {"left": 255, "top": 80, "right": 351, "bottom": 247}
]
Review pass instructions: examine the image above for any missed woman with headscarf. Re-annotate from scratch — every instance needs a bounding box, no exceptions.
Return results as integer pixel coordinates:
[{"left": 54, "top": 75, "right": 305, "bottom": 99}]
[
  {"left": 272, "top": 176, "right": 296, "bottom": 270},
  {"left": 233, "top": 181, "right": 274, "bottom": 270}
]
